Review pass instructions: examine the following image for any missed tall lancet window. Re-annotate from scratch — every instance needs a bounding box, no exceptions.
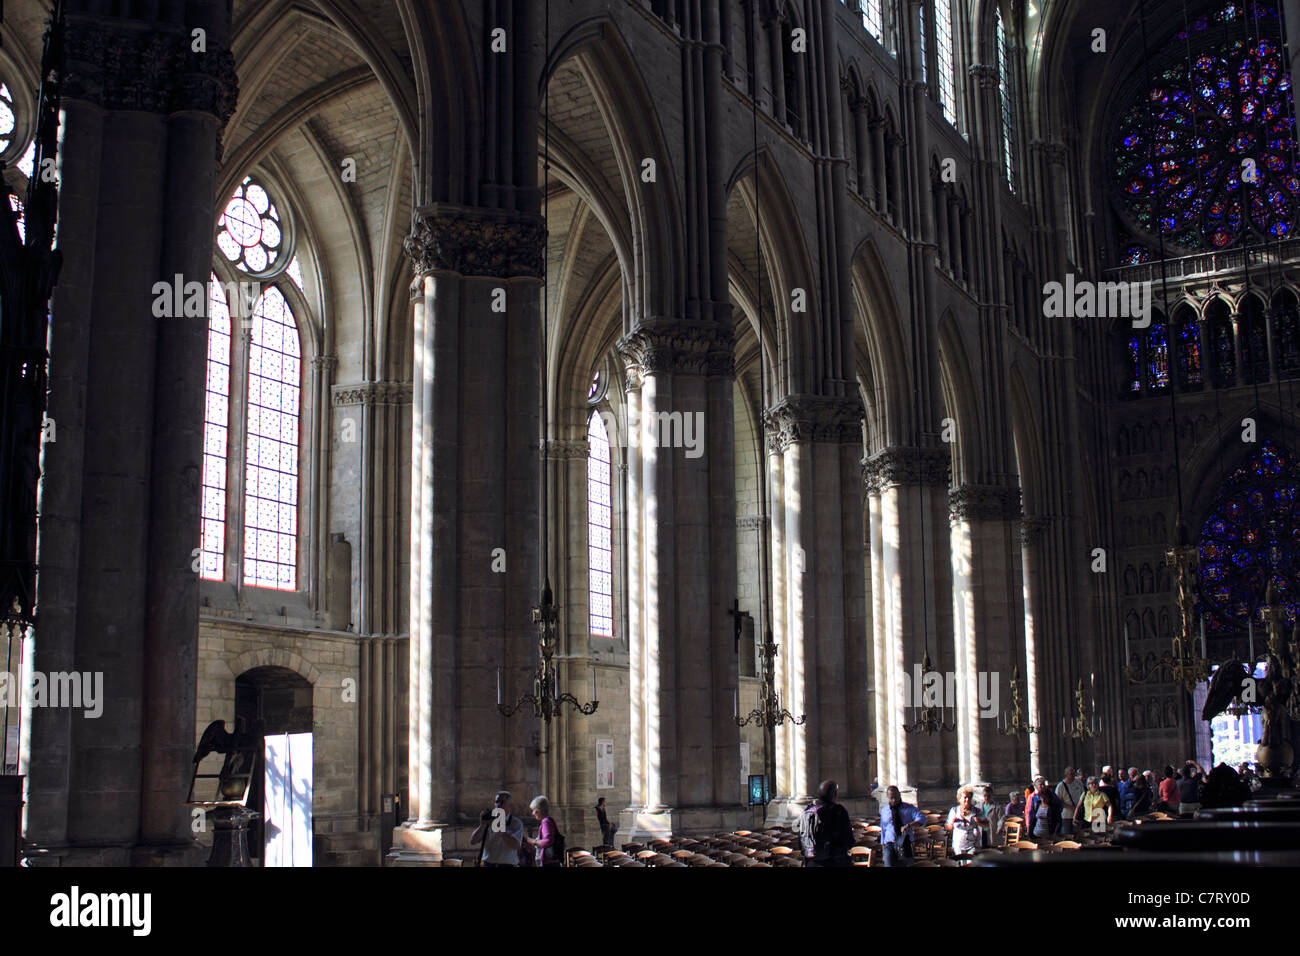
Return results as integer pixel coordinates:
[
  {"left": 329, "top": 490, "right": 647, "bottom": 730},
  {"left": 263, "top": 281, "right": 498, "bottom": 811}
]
[
  {"left": 201, "top": 275, "right": 233, "bottom": 581},
  {"left": 587, "top": 410, "right": 614, "bottom": 638},
  {"left": 243, "top": 286, "right": 301, "bottom": 590},
  {"left": 919, "top": 2, "right": 928, "bottom": 83},
  {"left": 996, "top": 5, "right": 1017, "bottom": 191},
  {"left": 935, "top": 0, "right": 957, "bottom": 123},
  {"left": 860, "top": 0, "right": 884, "bottom": 43}
]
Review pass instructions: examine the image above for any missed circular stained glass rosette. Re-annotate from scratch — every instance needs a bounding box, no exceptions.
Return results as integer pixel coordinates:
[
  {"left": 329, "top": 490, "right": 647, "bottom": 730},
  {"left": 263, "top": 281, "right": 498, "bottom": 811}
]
[
  {"left": 217, "top": 176, "right": 286, "bottom": 275},
  {"left": 1113, "top": 1, "right": 1300, "bottom": 252},
  {"left": 1197, "top": 441, "right": 1300, "bottom": 630}
]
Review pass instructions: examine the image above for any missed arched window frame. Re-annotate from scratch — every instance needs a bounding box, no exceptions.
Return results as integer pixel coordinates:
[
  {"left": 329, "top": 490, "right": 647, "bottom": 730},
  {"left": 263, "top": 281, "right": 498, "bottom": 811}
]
[
  {"left": 202, "top": 254, "right": 322, "bottom": 607},
  {"left": 934, "top": 0, "right": 958, "bottom": 125},
  {"left": 587, "top": 409, "right": 614, "bottom": 639}
]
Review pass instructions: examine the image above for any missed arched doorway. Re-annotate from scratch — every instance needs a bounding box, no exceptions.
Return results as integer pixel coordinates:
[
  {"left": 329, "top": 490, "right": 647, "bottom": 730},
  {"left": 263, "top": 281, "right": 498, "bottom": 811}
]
[{"left": 236, "top": 665, "right": 313, "bottom": 866}]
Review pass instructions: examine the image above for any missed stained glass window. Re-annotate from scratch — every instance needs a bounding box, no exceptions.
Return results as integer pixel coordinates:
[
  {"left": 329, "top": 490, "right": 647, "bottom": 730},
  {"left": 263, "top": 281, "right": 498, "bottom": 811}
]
[
  {"left": 287, "top": 255, "right": 304, "bottom": 290},
  {"left": 243, "top": 287, "right": 301, "bottom": 590},
  {"left": 1275, "top": 291, "right": 1300, "bottom": 371},
  {"left": 996, "top": 6, "right": 1016, "bottom": 192},
  {"left": 588, "top": 411, "right": 613, "bottom": 638},
  {"left": 919, "top": 3, "right": 928, "bottom": 85},
  {"left": 1128, "top": 333, "right": 1143, "bottom": 392},
  {"left": 1121, "top": 244, "right": 1156, "bottom": 264},
  {"left": 1240, "top": 297, "right": 1270, "bottom": 382},
  {"left": 1212, "top": 310, "right": 1237, "bottom": 385},
  {"left": 1177, "top": 310, "right": 1204, "bottom": 386},
  {"left": 1198, "top": 441, "right": 1300, "bottom": 629},
  {"left": 1113, "top": 1, "right": 1299, "bottom": 251},
  {"left": 935, "top": 0, "right": 957, "bottom": 123},
  {"left": 1148, "top": 318, "right": 1170, "bottom": 389},
  {"left": 218, "top": 176, "right": 285, "bottom": 275},
  {"left": 201, "top": 274, "right": 232, "bottom": 582}
]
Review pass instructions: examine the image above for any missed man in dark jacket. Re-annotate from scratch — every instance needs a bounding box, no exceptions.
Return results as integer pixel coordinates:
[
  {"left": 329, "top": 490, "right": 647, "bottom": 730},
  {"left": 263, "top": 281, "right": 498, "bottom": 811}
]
[{"left": 800, "top": 779, "right": 854, "bottom": 866}]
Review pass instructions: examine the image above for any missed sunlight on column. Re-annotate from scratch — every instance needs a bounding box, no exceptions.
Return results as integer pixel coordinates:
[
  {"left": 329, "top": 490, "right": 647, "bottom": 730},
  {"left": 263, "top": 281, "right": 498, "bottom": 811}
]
[
  {"left": 1023, "top": 564, "right": 1040, "bottom": 781},
  {"left": 784, "top": 445, "right": 807, "bottom": 798},
  {"left": 953, "top": 520, "right": 981, "bottom": 782},
  {"left": 869, "top": 491, "right": 888, "bottom": 792},
  {"left": 643, "top": 377, "right": 662, "bottom": 810},
  {"left": 883, "top": 486, "right": 906, "bottom": 787},
  {"left": 626, "top": 385, "right": 644, "bottom": 806}
]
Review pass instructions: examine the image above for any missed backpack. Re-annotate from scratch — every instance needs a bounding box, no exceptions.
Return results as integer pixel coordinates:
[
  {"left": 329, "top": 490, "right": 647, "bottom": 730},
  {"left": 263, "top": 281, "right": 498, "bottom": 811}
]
[{"left": 551, "top": 823, "right": 566, "bottom": 865}]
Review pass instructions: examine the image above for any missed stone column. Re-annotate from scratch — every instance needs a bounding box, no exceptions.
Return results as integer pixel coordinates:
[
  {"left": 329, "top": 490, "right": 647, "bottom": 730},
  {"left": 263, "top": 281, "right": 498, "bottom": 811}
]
[
  {"left": 948, "top": 484, "right": 1027, "bottom": 787},
  {"left": 617, "top": 321, "right": 742, "bottom": 838},
  {"left": 863, "top": 447, "right": 954, "bottom": 793},
  {"left": 27, "top": 7, "right": 236, "bottom": 866},
  {"left": 390, "top": 206, "right": 544, "bottom": 863},
  {"left": 764, "top": 396, "right": 870, "bottom": 822}
]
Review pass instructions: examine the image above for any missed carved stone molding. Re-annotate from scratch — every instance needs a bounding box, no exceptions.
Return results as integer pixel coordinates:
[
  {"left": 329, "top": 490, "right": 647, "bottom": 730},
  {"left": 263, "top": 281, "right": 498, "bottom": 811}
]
[
  {"left": 737, "top": 514, "right": 770, "bottom": 531},
  {"left": 762, "top": 394, "right": 864, "bottom": 452},
  {"left": 332, "top": 382, "right": 413, "bottom": 406},
  {"left": 617, "top": 321, "right": 735, "bottom": 378},
  {"left": 862, "top": 446, "right": 950, "bottom": 490},
  {"left": 63, "top": 18, "right": 238, "bottom": 124},
  {"left": 948, "top": 484, "right": 1023, "bottom": 522},
  {"left": 312, "top": 355, "right": 339, "bottom": 373},
  {"left": 541, "top": 439, "right": 590, "bottom": 460},
  {"left": 1020, "top": 515, "right": 1051, "bottom": 545},
  {"left": 404, "top": 204, "right": 545, "bottom": 279},
  {"left": 968, "top": 63, "right": 998, "bottom": 90}
]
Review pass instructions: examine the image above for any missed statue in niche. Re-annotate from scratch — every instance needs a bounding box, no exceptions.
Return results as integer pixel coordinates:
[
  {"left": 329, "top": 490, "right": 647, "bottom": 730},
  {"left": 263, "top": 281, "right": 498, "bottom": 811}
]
[
  {"left": 1163, "top": 698, "right": 1179, "bottom": 728},
  {"left": 1146, "top": 699, "right": 1162, "bottom": 729}
]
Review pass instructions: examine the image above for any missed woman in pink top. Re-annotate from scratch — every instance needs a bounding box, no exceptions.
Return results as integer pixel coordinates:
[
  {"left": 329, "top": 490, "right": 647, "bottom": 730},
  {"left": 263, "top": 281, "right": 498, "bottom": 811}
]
[
  {"left": 1158, "top": 765, "right": 1179, "bottom": 812},
  {"left": 526, "top": 795, "right": 563, "bottom": 867}
]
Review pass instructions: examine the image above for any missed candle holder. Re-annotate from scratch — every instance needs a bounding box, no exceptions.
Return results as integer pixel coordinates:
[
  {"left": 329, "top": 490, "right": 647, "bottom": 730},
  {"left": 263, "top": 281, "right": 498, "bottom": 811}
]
[
  {"left": 1064, "top": 679, "right": 1098, "bottom": 740},
  {"left": 903, "top": 652, "right": 956, "bottom": 735},
  {"left": 735, "top": 631, "right": 805, "bottom": 727},
  {"left": 997, "top": 666, "right": 1038, "bottom": 737},
  {"left": 498, "top": 579, "right": 598, "bottom": 722}
]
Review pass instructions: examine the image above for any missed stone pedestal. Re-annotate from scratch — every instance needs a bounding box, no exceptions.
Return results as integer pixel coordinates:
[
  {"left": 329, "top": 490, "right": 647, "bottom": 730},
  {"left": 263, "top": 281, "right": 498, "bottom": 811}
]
[{"left": 205, "top": 806, "right": 258, "bottom": 867}]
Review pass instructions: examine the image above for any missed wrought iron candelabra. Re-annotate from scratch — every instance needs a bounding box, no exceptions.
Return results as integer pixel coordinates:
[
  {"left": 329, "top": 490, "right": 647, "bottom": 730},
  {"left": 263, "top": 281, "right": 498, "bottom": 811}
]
[
  {"left": 903, "top": 652, "right": 956, "bottom": 735},
  {"left": 735, "top": 632, "right": 805, "bottom": 728},
  {"left": 497, "top": 580, "right": 598, "bottom": 723},
  {"left": 997, "top": 666, "right": 1038, "bottom": 737},
  {"left": 1124, "top": 518, "right": 1211, "bottom": 694}
]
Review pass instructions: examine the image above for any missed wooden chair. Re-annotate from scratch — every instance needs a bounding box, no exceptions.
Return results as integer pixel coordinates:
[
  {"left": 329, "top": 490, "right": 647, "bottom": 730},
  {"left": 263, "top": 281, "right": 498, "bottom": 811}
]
[
  {"left": 1003, "top": 817, "right": 1022, "bottom": 845},
  {"left": 442, "top": 858, "right": 463, "bottom": 867}
]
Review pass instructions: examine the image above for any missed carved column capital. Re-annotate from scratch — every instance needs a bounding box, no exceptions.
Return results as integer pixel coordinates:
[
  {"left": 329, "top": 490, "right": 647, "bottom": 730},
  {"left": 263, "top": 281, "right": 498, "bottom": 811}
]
[
  {"left": 862, "top": 446, "right": 950, "bottom": 489},
  {"left": 948, "top": 484, "right": 1023, "bottom": 522},
  {"left": 332, "top": 381, "right": 414, "bottom": 406},
  {"left": 405, "top": 204, "right": 545, "bottom": 279},
  {"left": 617, "top": 320, "right": 735, "bottom": 377},
  {"left": 541, "top": 439, "right": 590, "bottom": 460},
  {"left": 63, "top": 16, "right": 238, "bottom": 124},
  {"left": 762, "top": 394, "right": 865, "bottom": 452},
  {"left": 312, "top": 355, "right": 339, "bottom": 373}
]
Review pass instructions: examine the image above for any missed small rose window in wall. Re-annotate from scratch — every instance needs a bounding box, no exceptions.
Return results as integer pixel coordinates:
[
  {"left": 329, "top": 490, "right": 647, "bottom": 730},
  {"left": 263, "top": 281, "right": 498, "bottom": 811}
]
[{"left": 217, "top": 176, "right": 285, "bottom": 275}]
